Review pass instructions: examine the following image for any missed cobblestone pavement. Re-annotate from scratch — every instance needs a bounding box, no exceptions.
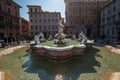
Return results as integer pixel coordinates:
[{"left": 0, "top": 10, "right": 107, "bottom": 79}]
[
  {"left": 0, "top": 45, "right": 25, "bottom": 57},
  {"left": 0, "top": 44, "right": 27, "bottom": 80},
  {"left": 106, "top": 45, "right": 120, "bottom": 55},
  {"left": 106, "top": 46, "right": 120, "bottom": 80},
  {"left": 0, "top": 71, "right": 5, "bottom": 80},
  {"left": 111, "top": 72, "right": 120, "bottom": 80}
]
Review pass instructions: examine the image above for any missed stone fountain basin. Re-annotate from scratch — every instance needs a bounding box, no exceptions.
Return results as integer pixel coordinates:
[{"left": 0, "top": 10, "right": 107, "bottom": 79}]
[{"left": 31, "top": 43, "right": 86, "bottom": 60}]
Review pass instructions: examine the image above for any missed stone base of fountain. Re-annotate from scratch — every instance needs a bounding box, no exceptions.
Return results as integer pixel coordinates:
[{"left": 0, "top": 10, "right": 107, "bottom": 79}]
[
  {"left": 54, "top": 39, "right": 66, "bottom": 44},
  {"left": 30, "top": 42, "right": 86, "bottom": 60}
]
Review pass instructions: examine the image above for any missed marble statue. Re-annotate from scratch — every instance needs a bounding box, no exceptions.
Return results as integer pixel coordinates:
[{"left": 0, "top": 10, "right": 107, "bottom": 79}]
[
  {"left": 81, "top": 35, "right": 87, "bottom": 44},
  {"left": 78, "top": 32, "right": 84, "bottom": 42},
  {"left": 48, "top": 35, "right": 53, "bottom": 40},
  {"left": 34, "top": 35, "right": 40, "bottom": 45},
  {"left": 78, "top": 32, "right": 87, "bottom": 44},
  {"left": 71, "top": 35, "right": 76, "bottom": 40},
  {"left": 39, "top": 32, "right": 46, "bottom": 42},
  {"left": 54, "top": 21, "right": 66, "bottom": 44},
  {"left": 58, "top": 21, "right": 64, "bottom": 33}
]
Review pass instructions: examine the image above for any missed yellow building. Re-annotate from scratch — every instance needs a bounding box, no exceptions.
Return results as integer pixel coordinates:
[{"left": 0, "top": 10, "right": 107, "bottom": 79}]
[{"left": 64, "top": 0, "right": 106, "bottom": 38}]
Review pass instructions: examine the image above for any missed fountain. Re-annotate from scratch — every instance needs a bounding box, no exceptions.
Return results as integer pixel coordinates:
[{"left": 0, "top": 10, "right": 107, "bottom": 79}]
[
  {"left": 30, "top": 21, "right": 89, "bottom": 60},
  {"left": 54, "top": 21, "right": 66, "bottom": 44}
]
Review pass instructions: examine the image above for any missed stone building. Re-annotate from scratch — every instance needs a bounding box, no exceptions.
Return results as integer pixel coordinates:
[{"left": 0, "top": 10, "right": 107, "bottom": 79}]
[
  {"left": 64, "top": 0, "right": 106, "bottom": 38},
  {"left": 20, "top": 17, "right": 30, "bottom": 39},
  {"left": 27, "top": 5, "right": 61, "bottom": 38},
  {"left": 101, "top": 0, "right": 120, "bottom": 44},
  {"left": 0, "top": 0, "right": 21, "bottom": 40}
]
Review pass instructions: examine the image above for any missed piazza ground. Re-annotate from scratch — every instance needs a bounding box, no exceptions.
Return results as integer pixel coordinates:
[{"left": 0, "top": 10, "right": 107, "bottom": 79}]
[{"left": 0, "top": 45, "right": 120, "bottom": 80}]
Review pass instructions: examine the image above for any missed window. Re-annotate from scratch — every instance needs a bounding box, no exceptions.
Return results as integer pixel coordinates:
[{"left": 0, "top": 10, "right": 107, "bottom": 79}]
[
  {"left": 82, "top": 19, "right": 84, "bottom": 25},
  {"left": 35, "top": 32, "right": 38, "bottom": 35},
  {"left": 30, "top": 8, "right": 32, "bottom": 12},
  {"left": 88, "top": 20, "right": 90, "bottom": 24},
  {"left": 0, "top": 25, "right": 4, "bottom": 29},
  {"left": 35, "top": 19, "right": 37, "bottom": 22},
  {"left": 94, "top": 20, "right": 96, "bottom": 25},
  {"left": 31, "top": 26, "right": 33, "bottom": 29},
  {"left": 6, "top": 1, "right": 11, "bottom": 6},
  {"left": 107, "top": 28, "right": 109, "bottom": 35},
  {"left": 94, "top": 11, "right": 96, "bottom": 16},
  {"left": 56, "top": 19, "right": 58, "bottom": 22},
  {"left": 82, "top": 3, "right": 84, "bottom": 6},
  {"left": 88, "top": 3, "right": 90, "bottom": 7},
  {"left": 113, "top": 6, "right": 116, "bottom": 12},
  {"left": 52, "top": 19, "right": 54, "bottom": 22},
  {"left": 88, "top": 11, "right": 91, "bottom": 16},
  {"left": 47, "top": 15, "right": 49, "bottom": 17},
  {"left": 108, "top": 10, "right": 110, "bottom": 15},
  {"left": 94, "top": 2, "right": 96, "bottom": 7},
  {"left": 39, "top": 14, "right": 41, "bottom": 17},
  {"left": 15, "top": 12, "right": 17, "bottom": 16},
  {"left": 0, "top": 15, "right": 4, "bottom": 21},
  {"left": 0, "top": 4, "right": 1, "bottom": 11},
  {"left": 44, "top": 26, "right": 46, "bottom": 29},
  {"left": 49, "top": 26, "right": 50, "bottom": 29},
  {"left": 39, "top": 19, "right": 41, "bottom": 22},
  {"left": 15, "top": 6, "right": 17, "bottom": 9},
  {"left": 8, "top": 8, "right": 10, "bottom": 14},
  {"left": 9, "top": 27, "right": 12, "bottom": 30},
  {"left": 48, "top": 19, "right": 50, "bottom": 22},
  {"left": 31, "top": 32, "right": 33, "bottom": 35},
  {"left": 35, "top": 8, "right": 37, "bottom": 12},
  {"left": 39, "top": 26, "right": 41, "bottom": 29},
  {"left": 44, "top": 19, "right": 46, "bottom": 22},
  {"left": 30, "top": 19, "right": 32, "bottom": 22},
  {"left": 112, "top": 27, "right": 114, "bottom": 35},
  {"left": 52, "top": 26, "right": 54, "bottom": 29},
  {"left": 36, "top": 26, "right": 38, "bottom": 29}
]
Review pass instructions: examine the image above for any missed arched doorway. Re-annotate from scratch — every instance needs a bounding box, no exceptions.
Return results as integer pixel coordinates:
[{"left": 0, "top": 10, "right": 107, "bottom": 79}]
[
  {"left": 0, "top": 32, "right": 4, "bottom": 39},
  {"left": 87, "top": 27, "right": 91, "bottom": 38},
  {"left": 44, "top": 32, "right": 47, "bottom": 39},
  {"left": 117, "top": 32, "right": 120, "bottom": 44}
]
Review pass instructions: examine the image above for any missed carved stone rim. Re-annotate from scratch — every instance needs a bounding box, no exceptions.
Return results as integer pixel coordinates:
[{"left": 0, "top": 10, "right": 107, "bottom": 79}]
[{"left": 33, "top": 44, "right": 86, "bottom": 51}]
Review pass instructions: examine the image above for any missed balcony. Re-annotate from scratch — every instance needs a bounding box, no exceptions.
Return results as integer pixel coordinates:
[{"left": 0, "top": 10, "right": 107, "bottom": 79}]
[
  {"left": 0, "top": 20, "right": 5, "bottom": 26},
  {"left": 13, "top": 23, "right": 20, "bottom": 27},
  {"left": 112, "top": 19, "right": 120, "bottom": 24},
  {"left": 0, "top": 9, "right": 6, "bottom": 14},
  {"left": 101, "top": 25, "right": 105, "bottom": 28}
]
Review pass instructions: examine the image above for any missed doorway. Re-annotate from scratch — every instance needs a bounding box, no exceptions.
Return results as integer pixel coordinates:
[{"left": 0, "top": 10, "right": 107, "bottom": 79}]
[{"left": 44, "top": 32, "right": 47, "bottom": 39}]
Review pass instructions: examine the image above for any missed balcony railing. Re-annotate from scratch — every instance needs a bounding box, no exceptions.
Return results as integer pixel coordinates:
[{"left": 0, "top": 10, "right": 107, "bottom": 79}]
[
  {"left": 0, "top": 21, "right": 5, "bottom": 26},
  {"left": 112, "top": 18, "right": 120, "bottom": 24},
  {"left": 0, "top": 9, "right": 6, "bottom": 14},
  {"left": 0, "top": 10, "right": 20, "bottom": 18}
]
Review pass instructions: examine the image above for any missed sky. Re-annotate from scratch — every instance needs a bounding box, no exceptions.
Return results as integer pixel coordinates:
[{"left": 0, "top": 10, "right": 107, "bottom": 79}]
[{"left": 14, "top": 0, "right": 65, "bottom": 21}]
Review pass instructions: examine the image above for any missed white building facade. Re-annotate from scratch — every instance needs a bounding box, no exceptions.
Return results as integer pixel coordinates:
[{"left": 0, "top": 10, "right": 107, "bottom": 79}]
[
  {"left": 27, "top": 5, "right": 61, "bottom": 38},
  {"left": 101, "top": 0, "right": 120, "bottom": 44}
]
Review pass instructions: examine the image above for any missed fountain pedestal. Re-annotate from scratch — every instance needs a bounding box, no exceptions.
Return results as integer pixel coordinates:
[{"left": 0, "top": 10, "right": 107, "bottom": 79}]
[{"left": 30, "top": 43, "right": 86, "bottom": 60}]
